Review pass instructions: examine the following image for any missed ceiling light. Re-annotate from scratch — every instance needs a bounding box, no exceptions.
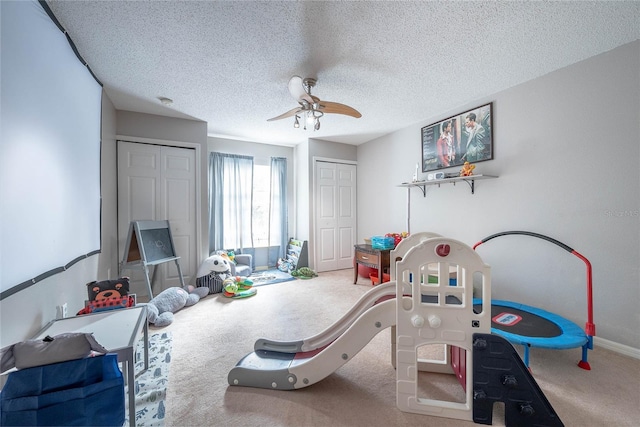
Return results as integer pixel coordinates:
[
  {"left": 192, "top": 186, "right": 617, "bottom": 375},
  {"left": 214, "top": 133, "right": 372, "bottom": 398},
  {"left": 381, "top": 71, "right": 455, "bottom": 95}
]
[
  {"left": 293, "top": 104, "right": 323, "bottom": 131},
  {"left": 288, "top": 79, "right": 326, "bottom": 131},
  {"left": 158, "top": 97, "right": 173, "bottom": 106}
]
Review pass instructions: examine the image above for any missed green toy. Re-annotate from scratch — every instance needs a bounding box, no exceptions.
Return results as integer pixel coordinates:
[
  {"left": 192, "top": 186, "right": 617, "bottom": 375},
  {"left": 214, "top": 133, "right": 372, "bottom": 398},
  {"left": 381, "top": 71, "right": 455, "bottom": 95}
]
[
  {"left": 291, "top": 267, "right": 318, "bottom": 279},
  {"left": 223, "top": 276, "right": 256, "bottom": 299},
  {"left": 229, "top": 288, "right": 257, "bottom": 298}
]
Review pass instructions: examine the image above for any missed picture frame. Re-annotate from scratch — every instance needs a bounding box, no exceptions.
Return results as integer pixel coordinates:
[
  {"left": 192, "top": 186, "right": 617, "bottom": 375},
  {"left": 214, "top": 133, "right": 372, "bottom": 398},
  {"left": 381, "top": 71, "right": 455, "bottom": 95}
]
[{"left": 421, "top": 102, "right": 493, "bottom": 173}]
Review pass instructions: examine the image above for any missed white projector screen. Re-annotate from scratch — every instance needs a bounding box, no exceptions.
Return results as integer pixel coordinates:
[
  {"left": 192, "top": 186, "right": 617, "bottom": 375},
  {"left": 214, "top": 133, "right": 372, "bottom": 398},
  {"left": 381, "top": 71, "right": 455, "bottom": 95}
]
[{"left": 0, "top": 0, "right": 102, "bottom": 298}]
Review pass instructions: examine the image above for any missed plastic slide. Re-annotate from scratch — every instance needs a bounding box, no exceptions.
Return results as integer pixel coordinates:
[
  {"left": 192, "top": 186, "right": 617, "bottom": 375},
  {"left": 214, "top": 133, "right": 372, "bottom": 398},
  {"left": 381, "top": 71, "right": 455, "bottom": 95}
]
[
  {"left": 228, "top": 282, "right": 398, "bottom": 390},
  {"left": 255, "top": 281, "right": 397, "bottom": 353}
]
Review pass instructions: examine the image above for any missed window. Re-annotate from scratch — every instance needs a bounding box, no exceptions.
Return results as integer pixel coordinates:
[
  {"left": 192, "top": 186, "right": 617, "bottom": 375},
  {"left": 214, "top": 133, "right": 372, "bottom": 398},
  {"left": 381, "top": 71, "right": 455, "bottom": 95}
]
[
  {"left": 252, "top": 164, "right": 271, "bottom": 247},
  {"left": 209, "top": 153, "right": 287, "bottom": 264}
]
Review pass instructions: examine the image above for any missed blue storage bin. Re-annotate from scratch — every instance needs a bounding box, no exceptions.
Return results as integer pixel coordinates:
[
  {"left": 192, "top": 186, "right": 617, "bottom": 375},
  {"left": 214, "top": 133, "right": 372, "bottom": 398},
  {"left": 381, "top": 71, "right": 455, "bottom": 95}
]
[
  {"left": 0, "top": 354, "right": 124, "bottom": 426},
  {"left": 371, "top": 236, "right": 394, "bottom": 249}
]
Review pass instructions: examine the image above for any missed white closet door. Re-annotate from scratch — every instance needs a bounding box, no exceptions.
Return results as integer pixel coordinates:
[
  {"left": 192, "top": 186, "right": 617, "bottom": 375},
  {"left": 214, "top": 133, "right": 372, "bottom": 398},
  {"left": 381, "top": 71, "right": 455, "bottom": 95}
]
[
  {"left": 117, "top": 141, "right": 196, "bottom": 297},
  {"left": 314, "top": 161, "right": 357, "bottom": 272}
]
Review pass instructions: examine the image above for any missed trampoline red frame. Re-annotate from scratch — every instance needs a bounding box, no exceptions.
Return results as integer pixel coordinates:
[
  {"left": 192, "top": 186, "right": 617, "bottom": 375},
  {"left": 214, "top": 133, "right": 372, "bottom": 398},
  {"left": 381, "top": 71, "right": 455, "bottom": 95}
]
[{"left": 473, "top": 231, "right": 595, "bottom": 370}]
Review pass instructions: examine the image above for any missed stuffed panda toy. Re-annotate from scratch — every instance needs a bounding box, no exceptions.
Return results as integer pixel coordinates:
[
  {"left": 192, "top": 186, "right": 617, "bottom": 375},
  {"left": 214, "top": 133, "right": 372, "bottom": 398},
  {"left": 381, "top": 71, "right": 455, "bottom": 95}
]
[{"left": 195, "top": 254, "right": 232, "bottom": 294}]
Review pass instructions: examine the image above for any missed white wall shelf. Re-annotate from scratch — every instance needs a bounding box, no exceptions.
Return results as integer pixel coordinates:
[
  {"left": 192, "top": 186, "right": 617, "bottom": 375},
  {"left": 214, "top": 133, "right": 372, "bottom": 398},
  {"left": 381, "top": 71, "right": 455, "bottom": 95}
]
[
  {"left": 398, "top": 174, "right": 497, "bottom": 196},
  {"left": 398, "top": 174, "right": 498, "bottom": 233}
]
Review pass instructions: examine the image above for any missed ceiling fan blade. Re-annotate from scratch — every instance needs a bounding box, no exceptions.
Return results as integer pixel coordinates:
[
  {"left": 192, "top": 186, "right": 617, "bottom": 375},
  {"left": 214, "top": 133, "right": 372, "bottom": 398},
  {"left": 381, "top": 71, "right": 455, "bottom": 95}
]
[
  {"left": 267, "top": 106, "right": 302, "bottom": 121},
  {"left": 319, "top": 101, "right": 362, "bottom": 118},
  {"left": 288, "top": 75, "right": 314, "bottom": 104}
]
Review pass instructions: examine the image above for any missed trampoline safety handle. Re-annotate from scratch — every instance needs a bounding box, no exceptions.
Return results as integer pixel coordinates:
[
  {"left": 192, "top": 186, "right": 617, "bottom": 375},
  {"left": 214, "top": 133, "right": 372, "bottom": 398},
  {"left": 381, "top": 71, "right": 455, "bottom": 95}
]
[{"left": 474, "top": 231, "right": 595, "bottom": 338}]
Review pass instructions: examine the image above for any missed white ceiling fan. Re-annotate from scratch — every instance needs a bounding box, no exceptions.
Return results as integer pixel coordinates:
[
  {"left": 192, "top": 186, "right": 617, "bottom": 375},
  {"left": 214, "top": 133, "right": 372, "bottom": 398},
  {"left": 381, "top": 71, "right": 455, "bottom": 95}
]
[{"left": 267, "top": 76, "right": 361, "bottom": 130}]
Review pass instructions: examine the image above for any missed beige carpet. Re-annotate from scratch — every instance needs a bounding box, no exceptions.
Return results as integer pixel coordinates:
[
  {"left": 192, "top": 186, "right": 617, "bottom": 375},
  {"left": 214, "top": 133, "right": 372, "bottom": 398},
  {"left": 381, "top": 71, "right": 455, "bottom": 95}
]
[{"left": 160, "top": 269, "right": 639, "bottom": 426}]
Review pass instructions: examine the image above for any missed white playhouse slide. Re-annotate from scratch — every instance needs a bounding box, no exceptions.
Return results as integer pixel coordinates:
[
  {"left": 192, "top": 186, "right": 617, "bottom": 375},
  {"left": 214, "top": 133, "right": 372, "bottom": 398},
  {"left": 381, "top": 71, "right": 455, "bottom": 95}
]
[
  {"left": 227, "top": 233, "right": 441, "bottom": 391},
  {"left": 227, "top": 281, "right": 398, "bottom": 390}
]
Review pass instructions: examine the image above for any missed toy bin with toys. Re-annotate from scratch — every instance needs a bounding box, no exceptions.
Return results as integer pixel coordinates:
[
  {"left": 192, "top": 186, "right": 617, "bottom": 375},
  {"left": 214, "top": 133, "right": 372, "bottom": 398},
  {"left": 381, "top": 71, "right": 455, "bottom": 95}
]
[{"left": 371, "top": 236, "right": 395, "bottom": 250}]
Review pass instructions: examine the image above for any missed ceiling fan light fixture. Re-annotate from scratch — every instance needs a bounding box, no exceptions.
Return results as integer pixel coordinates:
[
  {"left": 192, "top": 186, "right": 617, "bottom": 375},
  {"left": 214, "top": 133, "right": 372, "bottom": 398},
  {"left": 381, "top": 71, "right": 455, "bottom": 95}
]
[{"left": 268, "top": 75, "right": 360, "bottom": 131}]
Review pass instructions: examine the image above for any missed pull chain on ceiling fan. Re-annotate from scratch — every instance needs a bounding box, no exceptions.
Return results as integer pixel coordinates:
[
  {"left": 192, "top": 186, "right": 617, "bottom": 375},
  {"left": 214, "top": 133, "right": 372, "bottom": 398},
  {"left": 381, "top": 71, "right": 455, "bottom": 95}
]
[{"left": 267, "top": 76, "right": 361, "bottom": 131}]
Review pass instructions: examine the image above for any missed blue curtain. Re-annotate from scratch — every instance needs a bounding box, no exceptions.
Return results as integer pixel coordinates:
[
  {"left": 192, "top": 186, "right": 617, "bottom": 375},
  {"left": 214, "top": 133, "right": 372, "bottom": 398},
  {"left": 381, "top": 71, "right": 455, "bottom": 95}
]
[
  {"left": 209, "top": 153, "right": 254, "bottom": 252},
  {"left": 269, "top": 157, "right": 288, "bottom": 265},
  {"left": 208, "top": 153, "right": 288, "bottom": 267}
]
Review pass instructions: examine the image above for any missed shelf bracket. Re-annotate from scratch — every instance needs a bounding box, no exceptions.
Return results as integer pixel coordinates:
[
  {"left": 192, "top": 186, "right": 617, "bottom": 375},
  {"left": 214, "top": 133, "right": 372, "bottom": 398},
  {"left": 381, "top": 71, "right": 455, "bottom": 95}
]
[{"left": 463, "top": 179, "right": 476, "bottom": 194}]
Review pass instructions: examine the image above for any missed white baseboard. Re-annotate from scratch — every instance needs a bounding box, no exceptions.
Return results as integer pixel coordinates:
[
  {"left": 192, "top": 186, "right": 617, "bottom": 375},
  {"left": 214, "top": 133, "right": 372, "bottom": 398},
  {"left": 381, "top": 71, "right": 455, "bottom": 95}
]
[{"left": 594, "top": 336, "right": 640, "bottom": 359}]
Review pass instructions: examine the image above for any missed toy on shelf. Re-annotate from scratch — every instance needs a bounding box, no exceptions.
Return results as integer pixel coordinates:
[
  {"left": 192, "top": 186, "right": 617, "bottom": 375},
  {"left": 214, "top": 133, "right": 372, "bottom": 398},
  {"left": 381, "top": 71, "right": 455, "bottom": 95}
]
[
  {"left": 459, "top": 161, "right": 475, "bottom": 176},
  {"left": 223, "top": 276, "right": 257, "bottom": 299}
]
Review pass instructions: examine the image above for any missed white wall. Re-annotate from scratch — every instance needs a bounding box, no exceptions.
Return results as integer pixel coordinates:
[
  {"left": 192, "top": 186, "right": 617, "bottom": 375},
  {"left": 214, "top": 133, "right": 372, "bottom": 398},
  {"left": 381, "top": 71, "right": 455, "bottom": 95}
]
[
  {"left": 0, "top": 92, "right": 117, "bottom": 347},
  {"left": 294, "top": 141, "right": 310, "bottom": 242},
  {"left": 0, "top": 103, "right": 209, "bottom": 348},
  {"left": 99, "top": 94, "right": 119, "bottom": 280},
  {"left": 357, "top": 41, "right": 640, "bottom": 349}
]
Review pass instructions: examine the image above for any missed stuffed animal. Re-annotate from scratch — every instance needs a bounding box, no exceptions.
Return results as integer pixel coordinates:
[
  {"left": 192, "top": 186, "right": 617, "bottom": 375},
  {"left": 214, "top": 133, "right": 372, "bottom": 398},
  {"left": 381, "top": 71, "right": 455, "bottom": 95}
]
[
  {"left": 195, "top": 254, "right": 233, "bottom": 294},
  {"left": 216, "top": 250, "right": 235, "bottom": 264},
  {"left": 291, "top": 267, "right": 318, "bottom": 279},
  {"left": 77, "top": 277, "right": 134, "bottom": 315},
  {"left": 86, "top": 277, "right": 130, "bottom": 300},
  {"left": 146, "top": 286, "right": 205, "bottom": 327}
]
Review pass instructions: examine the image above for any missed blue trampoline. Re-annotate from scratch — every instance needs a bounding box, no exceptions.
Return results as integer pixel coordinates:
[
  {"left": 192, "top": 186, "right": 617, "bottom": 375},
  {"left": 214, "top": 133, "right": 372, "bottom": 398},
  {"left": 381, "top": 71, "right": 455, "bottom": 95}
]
[{"left": 474, "top": 231, "right": 595, "bottom": 370}]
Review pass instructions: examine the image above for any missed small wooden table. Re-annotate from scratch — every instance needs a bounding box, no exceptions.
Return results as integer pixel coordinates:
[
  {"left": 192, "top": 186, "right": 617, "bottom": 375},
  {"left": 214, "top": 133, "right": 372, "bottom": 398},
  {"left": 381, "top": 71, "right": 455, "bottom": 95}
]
[{"left": 353, "top": 244, "right": 391, "bottom": 284}]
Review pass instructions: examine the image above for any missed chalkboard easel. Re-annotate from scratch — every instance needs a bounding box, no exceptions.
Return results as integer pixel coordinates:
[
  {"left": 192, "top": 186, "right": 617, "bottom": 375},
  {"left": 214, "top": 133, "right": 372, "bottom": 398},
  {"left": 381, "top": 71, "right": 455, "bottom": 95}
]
[{"left": 120, "top": 220, "right": 185, "bottom": 298}]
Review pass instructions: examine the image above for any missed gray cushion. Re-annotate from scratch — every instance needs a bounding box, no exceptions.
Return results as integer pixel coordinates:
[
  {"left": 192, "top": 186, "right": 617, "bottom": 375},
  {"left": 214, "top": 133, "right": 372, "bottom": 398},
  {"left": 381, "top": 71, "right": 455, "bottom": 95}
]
[
  {"left": 0, "top": 332, "right": 108, "bottom": 373},
  {"left": 233, "top": 264, "right": 252, "bottom": 277}
]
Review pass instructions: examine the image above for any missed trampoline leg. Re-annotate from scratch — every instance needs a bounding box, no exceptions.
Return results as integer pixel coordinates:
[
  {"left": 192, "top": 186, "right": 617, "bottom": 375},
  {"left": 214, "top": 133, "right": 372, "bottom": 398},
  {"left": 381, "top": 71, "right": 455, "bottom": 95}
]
[
  {"left": 523, "top": 345, "right": 530, "bottom": 368},
  {"left": 578, "top": 336, "right": 593, "bottom": 370}
]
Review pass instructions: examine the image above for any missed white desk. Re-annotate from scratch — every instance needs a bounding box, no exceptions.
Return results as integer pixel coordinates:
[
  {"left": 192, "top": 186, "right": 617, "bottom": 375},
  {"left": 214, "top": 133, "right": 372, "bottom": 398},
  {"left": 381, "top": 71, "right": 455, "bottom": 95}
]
[{"left": 32, "top": 306, "right": 148, "bottom": 427}]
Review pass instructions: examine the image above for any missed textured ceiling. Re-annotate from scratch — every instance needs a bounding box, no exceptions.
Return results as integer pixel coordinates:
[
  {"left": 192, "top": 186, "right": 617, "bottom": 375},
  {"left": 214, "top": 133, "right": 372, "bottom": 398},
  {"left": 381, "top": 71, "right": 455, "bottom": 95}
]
[{"left": 46, "top": 1, "right": 639, "bottom": 146}]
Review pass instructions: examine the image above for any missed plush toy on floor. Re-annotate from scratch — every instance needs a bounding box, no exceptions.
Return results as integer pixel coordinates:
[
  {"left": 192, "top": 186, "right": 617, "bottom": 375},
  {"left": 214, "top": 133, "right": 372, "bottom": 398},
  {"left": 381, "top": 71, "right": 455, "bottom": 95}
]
[
  {"left": 146, "top": 286, "right": 208, "bottom": 327},
  {"left": 222, "top": 276, "right": 256, "bottom": 299},
  {"left": 195, "top": 253, "right": 233, "bottom": 294},
  {"left": 291, "top": 267, "right": 318, "bottom": 279}
]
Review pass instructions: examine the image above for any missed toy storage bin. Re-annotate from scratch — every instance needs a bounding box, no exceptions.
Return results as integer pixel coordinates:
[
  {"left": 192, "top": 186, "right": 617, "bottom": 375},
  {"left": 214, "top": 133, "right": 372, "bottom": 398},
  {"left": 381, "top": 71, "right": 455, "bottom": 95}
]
[
  {"left": 358, "top": 264, "right": 375, "bottom": 279},
  {"left": 369, "top": 271, "right": 391, "bottom": 285},
  {"left": 371, "top": 236, "right": 394, "bottom": 250},
  {"left": 0, "top": 354, "right": 125, "bottom": 426}
]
